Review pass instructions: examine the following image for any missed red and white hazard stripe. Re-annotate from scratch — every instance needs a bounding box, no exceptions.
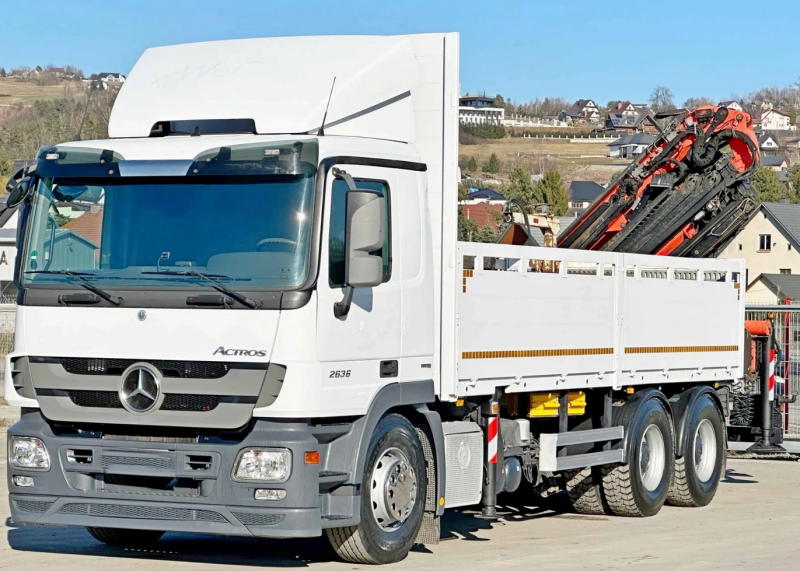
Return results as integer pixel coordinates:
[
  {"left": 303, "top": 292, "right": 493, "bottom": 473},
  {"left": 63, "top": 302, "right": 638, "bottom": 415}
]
[
  {"left": 768, "top": 348, "right": 776, "bottom": 401},
  {"left": 487, "top": 416, "right": 499, "bottom": 464}
]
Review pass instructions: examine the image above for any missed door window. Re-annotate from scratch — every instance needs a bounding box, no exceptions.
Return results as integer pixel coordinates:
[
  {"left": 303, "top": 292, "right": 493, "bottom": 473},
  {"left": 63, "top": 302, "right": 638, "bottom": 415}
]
[{"left": 329, "top": 178, "right": 391, "bottom": 286}]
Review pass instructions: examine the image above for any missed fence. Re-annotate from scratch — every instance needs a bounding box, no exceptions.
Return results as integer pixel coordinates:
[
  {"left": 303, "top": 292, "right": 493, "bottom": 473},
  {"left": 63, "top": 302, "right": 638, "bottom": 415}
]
[
  {"left": 0, "top": 304, "right": 15, "bottom": 380},
  {"left": 746, "top": 306, "right": 800, "bottom": 437}
]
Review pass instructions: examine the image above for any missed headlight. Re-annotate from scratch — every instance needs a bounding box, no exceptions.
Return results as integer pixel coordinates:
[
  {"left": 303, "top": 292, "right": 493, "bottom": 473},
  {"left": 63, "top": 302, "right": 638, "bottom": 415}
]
[
  {"left": 233, "top": 448, "right": 291, "bottom": 482},
  {"left": 10, "top": 436, "right": 50, "bottom": 471}
]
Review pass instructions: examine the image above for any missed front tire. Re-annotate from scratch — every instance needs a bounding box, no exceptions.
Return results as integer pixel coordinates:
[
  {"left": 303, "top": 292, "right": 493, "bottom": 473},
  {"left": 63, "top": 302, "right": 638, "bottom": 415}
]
[
  {"left": 602, "top": 396, "right": 674, "bottom": 517},
  {"left": 86, "top": 527, "right": 165, "bottom": 547},
  {"left": 667, "top": 394, "right": 725, "bottom": 507},
  {"left": 326, "top": 413, "right": 427, "bottom": 564}
]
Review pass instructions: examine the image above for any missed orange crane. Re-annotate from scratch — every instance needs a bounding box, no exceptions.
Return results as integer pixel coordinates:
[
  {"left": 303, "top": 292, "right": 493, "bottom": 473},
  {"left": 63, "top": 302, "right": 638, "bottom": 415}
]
[{"left": 559, "top": 105, "right": 760, "bottom": 257}]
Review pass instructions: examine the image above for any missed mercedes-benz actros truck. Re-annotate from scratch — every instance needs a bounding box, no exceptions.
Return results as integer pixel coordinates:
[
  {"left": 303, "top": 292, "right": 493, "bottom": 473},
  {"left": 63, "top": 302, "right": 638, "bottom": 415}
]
[{"left": 5, "top": 33, "right": 744, "bottom": 564}]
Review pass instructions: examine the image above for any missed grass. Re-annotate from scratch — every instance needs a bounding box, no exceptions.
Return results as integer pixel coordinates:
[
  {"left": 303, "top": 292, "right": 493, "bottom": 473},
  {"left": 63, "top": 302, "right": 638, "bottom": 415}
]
[
  {"left": 460, "top": 137, "right": 629, "bottom": 185},
  {"left": 0, "top": 78, "right": 84, "bottom": 105}
]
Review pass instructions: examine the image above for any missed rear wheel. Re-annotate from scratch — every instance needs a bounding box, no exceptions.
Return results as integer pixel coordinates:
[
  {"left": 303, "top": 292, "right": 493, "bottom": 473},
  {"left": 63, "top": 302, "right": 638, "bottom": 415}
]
[
  {"left": 602, "top": 396, "right": 674, "bottom": 517},
  {"left": 326, "top": 413, "right": 426, "bottom": 564},
  {"left": 564, "top": 467, "right": 607, "bottom": 515},
  {"left": 667, "top": 394, "right": 725, "bottom": 507},
  {"left": 86, "top": 527, "right": 165, "bottom": 547}
]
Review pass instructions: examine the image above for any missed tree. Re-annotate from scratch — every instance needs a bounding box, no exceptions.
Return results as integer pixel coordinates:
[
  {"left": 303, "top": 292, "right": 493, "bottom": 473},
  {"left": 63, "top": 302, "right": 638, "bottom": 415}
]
[
  {"left": 682, "top": 96, "right": 715, "bottom": 109},
  {"left": 466, "top": 156, "right": 478, "bottom": 172},
  {"left": 0, "top": 67, "right": 6, "bottom": 78},
  {"left": 458, "top": 211, "right": 499, "bottom": 243},
  {"left": 788, "top": 165, "right": 800, "bottom": 203},
  {"left": 750, "top": 165, "right": 786, "bottom": 203},
  {"left": 501, "top": 164, "right": 536, "bottom": 205},
  {"left": 482, "top": 153, "right": 501, "bottom": 174},
  {"left": 533, "top": 169, "right": 569, "bottom": 216},
  {"left": 649, "top": 86, "right": 675, "bottom": 112}
]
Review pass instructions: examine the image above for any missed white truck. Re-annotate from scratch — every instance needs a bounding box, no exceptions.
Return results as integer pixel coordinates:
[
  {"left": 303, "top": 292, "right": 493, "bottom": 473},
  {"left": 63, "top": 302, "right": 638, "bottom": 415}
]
[{"left": 4, "top": 33, "right": 744, "bottom": 564}]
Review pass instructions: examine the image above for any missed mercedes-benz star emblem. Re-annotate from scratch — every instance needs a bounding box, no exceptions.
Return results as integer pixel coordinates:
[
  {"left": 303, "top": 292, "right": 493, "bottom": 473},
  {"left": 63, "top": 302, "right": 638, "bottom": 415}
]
[{"left": 119, "top": 364, "right": 161, "bottom": 413}]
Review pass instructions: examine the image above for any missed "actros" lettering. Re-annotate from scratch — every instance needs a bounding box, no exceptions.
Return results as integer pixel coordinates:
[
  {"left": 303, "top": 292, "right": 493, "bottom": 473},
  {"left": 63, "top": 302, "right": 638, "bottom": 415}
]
[{"left": 213, "top": 346, "right": 267, "bottom": 357}]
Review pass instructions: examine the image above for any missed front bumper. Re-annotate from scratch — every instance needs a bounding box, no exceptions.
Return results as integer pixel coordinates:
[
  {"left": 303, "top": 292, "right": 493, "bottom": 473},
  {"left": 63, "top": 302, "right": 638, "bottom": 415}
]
[{"left": 8, "top": 410, "right": 323, "bottom": 538}]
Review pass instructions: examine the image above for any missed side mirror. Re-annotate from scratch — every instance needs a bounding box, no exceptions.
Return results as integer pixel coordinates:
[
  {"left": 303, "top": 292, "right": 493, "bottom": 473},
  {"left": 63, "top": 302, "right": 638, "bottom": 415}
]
[
  {"left": 333, "top": 189, "right": 386, "bottom": 318},
  {"left": 5, "top": 168, "right": 35, "bottom": 208},
  {"left": 345, "top": 190, "right": 386, "bottom": 288}
]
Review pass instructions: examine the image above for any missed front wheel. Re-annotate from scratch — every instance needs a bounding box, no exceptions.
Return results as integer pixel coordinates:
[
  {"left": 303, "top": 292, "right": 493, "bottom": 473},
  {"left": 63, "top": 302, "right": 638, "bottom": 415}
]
[
  {"left": 326, "top": 413, "right": 427, "bottom": 564},
  {"left": 667, "top": 394, "right": 726, "bottom": 507}
]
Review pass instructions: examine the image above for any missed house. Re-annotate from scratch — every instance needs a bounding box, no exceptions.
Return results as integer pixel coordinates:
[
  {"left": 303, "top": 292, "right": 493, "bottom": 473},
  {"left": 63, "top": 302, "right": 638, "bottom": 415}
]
[
  {"left": 604, "top": 104, "right": 658, "bottom": 133},
  {"left": 607, "top": 132, "right": 655, "bottom": 158},
  {"left": 559, "top": 99, "right": 600, "bottom": 124},
  {"left": 746, "top": 273, "right": 800, "bottom": 305},
  {"left": 460, "top": 188, "right": 507, "bottom": 205},
  {"left": 758, "top": 133, "right": 780, "bottom": 151},
  {"left": 761, "top": 155, "right": 788, "bottom": 171},
  {"left": 718, "top": 101, "right": 744, "bottom": 112},
  {"left": 92, "top": 72, "right": 127, "bottom": 90},
  {"left": 760, "top": 108, "right": 795, "bottom": 131},
  {"left": 459, "top": 96, "right": 505, "bottom": 125},
  {"left": 718, "top": 202, "right": 800, "bottom": 290},
  {"left": 460, "top": 203, "right": 503, "bottom": 234},
  {"left": 568, "top": 181, "right": 604, "bottom": 210}
]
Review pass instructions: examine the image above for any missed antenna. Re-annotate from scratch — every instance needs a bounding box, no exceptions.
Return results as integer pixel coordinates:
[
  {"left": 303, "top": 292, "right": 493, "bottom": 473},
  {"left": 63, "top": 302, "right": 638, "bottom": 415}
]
[{"left": 317, "top": 76, "right": 336, "bottom": 136}]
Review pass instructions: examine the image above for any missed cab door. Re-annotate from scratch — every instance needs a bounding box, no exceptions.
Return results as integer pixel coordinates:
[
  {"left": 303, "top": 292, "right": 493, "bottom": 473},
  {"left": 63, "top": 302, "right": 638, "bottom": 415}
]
[{"left": 315, "top": 164, "right": 401, "bottom": 412}]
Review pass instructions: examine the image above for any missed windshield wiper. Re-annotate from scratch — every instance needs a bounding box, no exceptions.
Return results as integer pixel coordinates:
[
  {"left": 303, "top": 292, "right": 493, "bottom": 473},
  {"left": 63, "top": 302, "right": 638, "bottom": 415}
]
[
  {"left": 141, "top": 270, "right": 259, "bottom": 309},
  {"left": 25, "top": 270, "right": 123, "bottom": 306}
]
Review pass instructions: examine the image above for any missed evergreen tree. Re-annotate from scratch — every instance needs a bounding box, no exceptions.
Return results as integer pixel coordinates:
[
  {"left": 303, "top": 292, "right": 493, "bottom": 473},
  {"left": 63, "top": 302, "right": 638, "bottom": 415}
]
[
  {"left": 533, "top": 169, "right": 569, "bottom": 216},
  {"left": 750, "top": 165, "right": 786, "bottom": 203},
  {"left": 482, "top": 153, "right": 501, "bottom": 174},
  {"left": 501, "top": 164, "right": 536, "bottom": 205},
  {"left": 788, "top": 165, "right": 800, "bottom": 204},
  {"left": 466, "top": 156, "right": 477, "bottom": 172}
]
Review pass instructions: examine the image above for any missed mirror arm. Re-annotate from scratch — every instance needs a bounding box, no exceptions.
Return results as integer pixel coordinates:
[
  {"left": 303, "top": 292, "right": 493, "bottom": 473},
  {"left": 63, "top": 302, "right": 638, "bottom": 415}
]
[
  {"left": 334, "top": 286, "right": 354, "bottom": 318},
  {"left": 332, "top": 167, "right": 358, "bottom": 318},
  {"left": 332, "top": 167, "right": 358, "bottom": 190}
]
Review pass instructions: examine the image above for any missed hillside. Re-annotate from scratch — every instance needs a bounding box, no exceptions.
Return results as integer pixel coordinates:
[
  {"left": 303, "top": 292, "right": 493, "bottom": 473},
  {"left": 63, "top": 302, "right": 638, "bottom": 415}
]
[
  {"left": 460, "top": 137, "right": 628, "bottom": 187},
  {"left": 0, "top": 78, "right": 85, "bottom": 106}
]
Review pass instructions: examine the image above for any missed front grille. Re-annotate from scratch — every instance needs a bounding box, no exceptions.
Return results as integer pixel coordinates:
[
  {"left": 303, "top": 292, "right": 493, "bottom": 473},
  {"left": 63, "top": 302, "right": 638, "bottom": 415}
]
[
  {"left": 102, "top": 455, "right": 173, "bottom": 470},
  {"left": 57, "top": 358, "right": 231, "bottom": 379},
  {"left": 66, "top": 390, "right": 220, "bottom": 411},
  {"left": 58, "top": 502, "right": 226, "bottom": 522},
  {"left": 14, "top": 499, "right": 55, "bottom": 513},
  {"left": 231, "top": 511, "right": 285, "bottom": 526},
  {"left": 69, "top": 390, "right": 123, "bottom": 408},
  {"left": 162, "top": 394, "right": 219, "bottom": 411}
]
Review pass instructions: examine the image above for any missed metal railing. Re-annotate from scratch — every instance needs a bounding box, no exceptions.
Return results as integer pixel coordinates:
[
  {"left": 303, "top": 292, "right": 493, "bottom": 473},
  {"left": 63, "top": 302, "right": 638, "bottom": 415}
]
[{"left": 746, "top": 306, "right": 800, "bottom": 438}]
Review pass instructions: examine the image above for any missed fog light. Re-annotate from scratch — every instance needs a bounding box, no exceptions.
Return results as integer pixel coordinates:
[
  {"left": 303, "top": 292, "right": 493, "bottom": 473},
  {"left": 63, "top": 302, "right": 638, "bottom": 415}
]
[
  {"left": 233, "top": 448, "right": 291, "bottom": 482},
  {"left": 13, "top": 475, "right": 34, "bottom": 487},
  {"left": 255, "top": 488, "right": 287, "bottom": 501},
  {"left": 10, "top": 436, "right": 50, "bottom": 470}
]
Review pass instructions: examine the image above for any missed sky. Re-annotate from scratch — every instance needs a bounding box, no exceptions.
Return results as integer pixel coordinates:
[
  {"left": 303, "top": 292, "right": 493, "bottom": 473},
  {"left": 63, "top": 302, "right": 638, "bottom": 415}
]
[{"left": 1, "top": 0, "right": 798, "bottom": 107}]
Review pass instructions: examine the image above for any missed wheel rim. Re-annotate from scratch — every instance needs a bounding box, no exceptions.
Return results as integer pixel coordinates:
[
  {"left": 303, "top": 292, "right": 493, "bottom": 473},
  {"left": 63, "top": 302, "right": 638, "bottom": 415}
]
[
  {"left": 639, "top": 424, "right": 666, "bottom": 491},
  {"left": 370, "top": 447, "right": 417, "bottom": 532},
  {"left": 693, "top": 418, "right": 717, "bottom": 482}
]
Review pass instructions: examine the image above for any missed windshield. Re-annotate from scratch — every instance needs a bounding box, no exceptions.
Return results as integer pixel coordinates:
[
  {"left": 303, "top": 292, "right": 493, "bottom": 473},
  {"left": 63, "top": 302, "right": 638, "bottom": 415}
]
[{"left": 22, "top": 174, "right": 315, "bottom": 291}]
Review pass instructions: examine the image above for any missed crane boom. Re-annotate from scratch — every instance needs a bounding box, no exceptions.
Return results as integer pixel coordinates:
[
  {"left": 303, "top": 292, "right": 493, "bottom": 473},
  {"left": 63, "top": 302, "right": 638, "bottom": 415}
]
[{"left": 559, "top": 105, "right": 760, "bottom": 257}]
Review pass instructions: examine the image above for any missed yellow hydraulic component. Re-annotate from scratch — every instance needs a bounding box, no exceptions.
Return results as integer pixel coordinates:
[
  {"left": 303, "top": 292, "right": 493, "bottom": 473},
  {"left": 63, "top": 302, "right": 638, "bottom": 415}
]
[{"left": 527, "top": 391, "right": 586, "bottom": 418}]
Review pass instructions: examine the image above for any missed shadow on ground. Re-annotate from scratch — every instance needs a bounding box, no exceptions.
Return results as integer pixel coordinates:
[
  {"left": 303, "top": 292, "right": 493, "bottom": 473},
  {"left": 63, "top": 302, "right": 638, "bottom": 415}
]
[{"left": 723, "top": 468, "right": 758, "bottom": 484}]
